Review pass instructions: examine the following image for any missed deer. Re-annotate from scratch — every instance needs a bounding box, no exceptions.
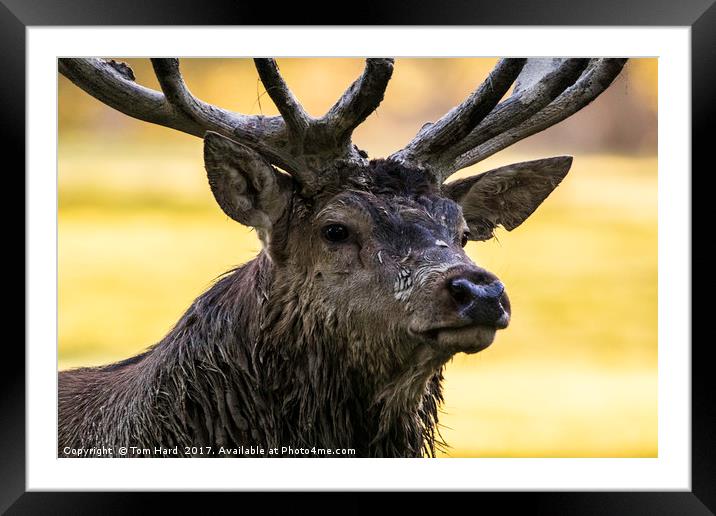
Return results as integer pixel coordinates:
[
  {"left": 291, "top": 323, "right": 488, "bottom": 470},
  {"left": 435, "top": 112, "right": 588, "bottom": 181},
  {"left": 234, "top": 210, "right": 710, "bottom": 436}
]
[{"left": 58, "top": 57, "right": 626, "bottom": 458}]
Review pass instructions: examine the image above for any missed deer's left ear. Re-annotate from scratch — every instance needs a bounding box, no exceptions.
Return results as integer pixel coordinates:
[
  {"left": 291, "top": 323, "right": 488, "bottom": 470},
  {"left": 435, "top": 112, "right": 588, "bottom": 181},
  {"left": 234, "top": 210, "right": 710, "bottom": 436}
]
[{"left": 443, "top": 156, "right": 573, "bottom": 241}]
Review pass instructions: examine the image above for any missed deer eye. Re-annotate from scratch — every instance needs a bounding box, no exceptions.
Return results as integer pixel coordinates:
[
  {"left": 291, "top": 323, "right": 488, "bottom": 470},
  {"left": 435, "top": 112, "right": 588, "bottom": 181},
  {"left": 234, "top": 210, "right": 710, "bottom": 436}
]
[
  {"left": 461, "top": 231, "right": 470, "bottom": 247},
  {"left": 322, "top": 224, "right": 350, "bottom": 243}
]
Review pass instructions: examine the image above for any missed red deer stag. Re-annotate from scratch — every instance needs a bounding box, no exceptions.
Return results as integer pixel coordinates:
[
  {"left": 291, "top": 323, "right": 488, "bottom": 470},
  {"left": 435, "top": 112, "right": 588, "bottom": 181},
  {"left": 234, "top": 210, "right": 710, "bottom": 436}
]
[{"left": 58, "top": 57, "right": 626, "bottom": 457}]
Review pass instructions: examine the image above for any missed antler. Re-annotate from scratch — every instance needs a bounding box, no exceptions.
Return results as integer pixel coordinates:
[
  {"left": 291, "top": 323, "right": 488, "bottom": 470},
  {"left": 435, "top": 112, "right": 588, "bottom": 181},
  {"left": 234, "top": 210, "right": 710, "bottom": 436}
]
[
  {"left": 390, "top": 58, "right": 628, "bottom": 183},
  {"left": 59, "top": 57, "right": 394, "bottom": 194},
  {"left": 60, "top": 57, "right": 626, "bottom": 191}
]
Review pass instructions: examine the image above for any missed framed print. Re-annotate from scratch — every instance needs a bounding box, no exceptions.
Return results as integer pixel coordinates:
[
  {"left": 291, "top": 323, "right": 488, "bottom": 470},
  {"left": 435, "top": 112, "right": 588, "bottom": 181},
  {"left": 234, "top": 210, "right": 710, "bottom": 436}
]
[{"left": 7, "top": 0, "right": 710, "bottom": 513}]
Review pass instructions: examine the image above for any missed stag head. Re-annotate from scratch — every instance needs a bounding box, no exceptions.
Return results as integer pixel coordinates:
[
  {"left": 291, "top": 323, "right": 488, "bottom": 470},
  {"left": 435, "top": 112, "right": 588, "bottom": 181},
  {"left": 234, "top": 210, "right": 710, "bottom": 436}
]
[{"left": 59, "top": 57, "right": 626, "bottom": 376}]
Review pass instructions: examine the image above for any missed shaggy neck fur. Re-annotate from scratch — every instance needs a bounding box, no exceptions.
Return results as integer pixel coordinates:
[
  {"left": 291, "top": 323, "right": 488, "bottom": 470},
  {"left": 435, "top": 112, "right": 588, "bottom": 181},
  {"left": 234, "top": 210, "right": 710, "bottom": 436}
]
[{"left": 58, "top": 252, "right": 446, "bottom": 458}]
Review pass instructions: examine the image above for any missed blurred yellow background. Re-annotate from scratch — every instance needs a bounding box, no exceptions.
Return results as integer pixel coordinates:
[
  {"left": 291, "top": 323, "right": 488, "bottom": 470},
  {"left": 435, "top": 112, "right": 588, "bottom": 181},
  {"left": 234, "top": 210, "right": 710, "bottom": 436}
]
[{"left": 58, "top": 58, "right": 657, "bottom": 457}]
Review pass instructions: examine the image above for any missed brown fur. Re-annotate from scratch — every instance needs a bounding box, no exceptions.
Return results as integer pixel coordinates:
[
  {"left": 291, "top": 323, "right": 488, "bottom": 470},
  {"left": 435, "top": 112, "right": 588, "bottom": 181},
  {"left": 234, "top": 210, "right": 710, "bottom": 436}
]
[{"left": 59, "top": 150, "right": 568, "bottom": 458}]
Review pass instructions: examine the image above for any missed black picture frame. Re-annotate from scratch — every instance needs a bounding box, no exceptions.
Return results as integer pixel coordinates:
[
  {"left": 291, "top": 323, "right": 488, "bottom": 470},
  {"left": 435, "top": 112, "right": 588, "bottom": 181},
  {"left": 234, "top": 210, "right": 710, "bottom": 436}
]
[{"left": 6, "top": 1, "right": 709, "bottom": 513}]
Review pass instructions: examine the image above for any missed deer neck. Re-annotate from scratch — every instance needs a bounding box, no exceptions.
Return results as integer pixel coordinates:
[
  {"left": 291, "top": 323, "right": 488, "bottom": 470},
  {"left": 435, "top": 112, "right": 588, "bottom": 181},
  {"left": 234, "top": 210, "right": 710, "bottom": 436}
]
[{"left": 144, "top": 251, "right": 444, "bottom": 457}]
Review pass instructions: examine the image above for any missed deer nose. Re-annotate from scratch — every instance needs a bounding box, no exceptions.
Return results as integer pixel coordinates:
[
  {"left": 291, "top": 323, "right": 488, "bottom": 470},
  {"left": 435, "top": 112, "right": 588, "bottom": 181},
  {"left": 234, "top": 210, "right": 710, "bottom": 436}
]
[{"left": 447, "top": 274, "right": 510, "bottom": 329}]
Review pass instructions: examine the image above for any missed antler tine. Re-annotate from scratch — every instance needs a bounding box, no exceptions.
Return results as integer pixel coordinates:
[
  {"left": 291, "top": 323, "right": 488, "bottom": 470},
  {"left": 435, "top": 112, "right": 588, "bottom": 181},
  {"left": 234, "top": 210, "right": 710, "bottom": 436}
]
[
  {"left": 150, "top": 58, "right": 245, "bottom": 136},
  {"left": 254, "top": 58, "right": 394, "bottom": 156},
  {"left": 253, "top": 59, "right": 311, "bottom": 142},
  {"left": 250, "top": 58, "right": 396, "bottom": 192},
  {"left": 60, "top": 58, "right": 185, "bottom": 133},
  {"left": 254, "top": 57, "right": 395, "bottom": 149},
  {"left": 452, "top": 59, "right": 628, "bottom": 171},
  {"left": 150, "top": 58, "right": 207, "bottom": 127},
  {"left": 253, "top": 58, "right": 382, "bottom": 192},
  {"left": 392, "top": 58, "right": 527, "bottom": 166},
  {"left": 322, "top": 58, "right": 395, "bottom": 145},
  {"left": 59, "top": 58, "right": 303, "bottom": 173},
  {"left": 390, "top": 58, "right": 626, "bottom": 184},
  {"left": 446, "top": 59, "right": 589, "bottom": 157}
]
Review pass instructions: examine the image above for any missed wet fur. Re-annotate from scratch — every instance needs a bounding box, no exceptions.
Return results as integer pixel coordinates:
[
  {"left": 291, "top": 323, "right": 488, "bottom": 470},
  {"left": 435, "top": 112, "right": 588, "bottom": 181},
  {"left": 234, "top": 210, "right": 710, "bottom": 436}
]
[
  {"left": 58, "top": 161, "right": 450, "bottom": 458},
  {"left": 58, "top": 156, "right": 564, "bottom": 458}
]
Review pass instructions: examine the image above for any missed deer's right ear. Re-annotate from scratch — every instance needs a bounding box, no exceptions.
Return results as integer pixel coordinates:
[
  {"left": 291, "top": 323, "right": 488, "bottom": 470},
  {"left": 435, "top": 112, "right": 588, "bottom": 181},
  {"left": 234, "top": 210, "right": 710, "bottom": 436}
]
[{"left": 204, "top": 132, "right": 292, "bottom": 230}]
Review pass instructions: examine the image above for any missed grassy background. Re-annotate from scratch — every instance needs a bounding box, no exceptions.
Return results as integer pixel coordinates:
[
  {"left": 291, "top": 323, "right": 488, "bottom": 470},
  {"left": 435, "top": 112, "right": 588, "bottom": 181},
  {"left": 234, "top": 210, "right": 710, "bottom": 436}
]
[{"left": 58, "top": 58, "right": 657, "bottom": 457}]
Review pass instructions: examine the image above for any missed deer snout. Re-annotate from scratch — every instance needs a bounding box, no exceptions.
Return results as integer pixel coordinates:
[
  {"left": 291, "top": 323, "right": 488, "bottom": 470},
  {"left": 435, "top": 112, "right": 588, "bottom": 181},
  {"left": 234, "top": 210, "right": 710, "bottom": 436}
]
[{"left": 446, "top": 270, "right": 511, "bottom": 329}]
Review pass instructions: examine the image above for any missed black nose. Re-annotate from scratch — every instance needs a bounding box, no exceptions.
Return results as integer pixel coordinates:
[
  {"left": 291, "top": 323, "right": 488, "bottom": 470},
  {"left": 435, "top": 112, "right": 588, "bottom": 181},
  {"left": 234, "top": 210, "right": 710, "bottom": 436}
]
[{"left": 447, "top": 276, "right": 510, "bottom": 329}]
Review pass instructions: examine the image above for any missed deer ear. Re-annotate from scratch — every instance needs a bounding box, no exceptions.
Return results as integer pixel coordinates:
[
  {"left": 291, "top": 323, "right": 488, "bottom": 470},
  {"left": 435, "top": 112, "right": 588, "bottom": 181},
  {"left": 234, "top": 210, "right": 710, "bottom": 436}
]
[
  {"left": 204, "top": 131, "right": 292, "bottom": 230},
  {"left": 443, "top": 156, "right": 573, "bottom": 241}
]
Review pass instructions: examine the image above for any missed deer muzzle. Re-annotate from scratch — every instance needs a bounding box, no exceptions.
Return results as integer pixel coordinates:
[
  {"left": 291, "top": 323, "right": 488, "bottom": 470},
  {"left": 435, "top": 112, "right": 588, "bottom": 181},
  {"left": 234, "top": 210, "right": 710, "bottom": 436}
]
[
  {"left": 409, "top": 265, "right": 511, "bottom": 354},
  {"left": 446, "top": 276, "right": 510, "bottom": 329}
]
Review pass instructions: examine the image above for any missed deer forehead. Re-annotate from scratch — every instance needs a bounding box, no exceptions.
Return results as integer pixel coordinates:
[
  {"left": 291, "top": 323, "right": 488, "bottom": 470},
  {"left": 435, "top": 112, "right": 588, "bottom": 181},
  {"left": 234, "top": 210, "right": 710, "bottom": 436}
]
[{"left": 314, "top": 190, "right": 464, "bottom": 234}]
